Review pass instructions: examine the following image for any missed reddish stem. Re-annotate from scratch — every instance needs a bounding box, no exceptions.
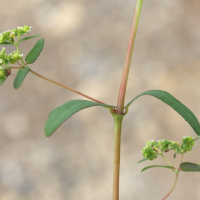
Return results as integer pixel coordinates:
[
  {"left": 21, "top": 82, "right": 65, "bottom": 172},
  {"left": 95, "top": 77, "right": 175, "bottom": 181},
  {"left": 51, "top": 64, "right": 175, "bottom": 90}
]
[{"left": 116, "top": 0, "right": 143, "bottom": 114}]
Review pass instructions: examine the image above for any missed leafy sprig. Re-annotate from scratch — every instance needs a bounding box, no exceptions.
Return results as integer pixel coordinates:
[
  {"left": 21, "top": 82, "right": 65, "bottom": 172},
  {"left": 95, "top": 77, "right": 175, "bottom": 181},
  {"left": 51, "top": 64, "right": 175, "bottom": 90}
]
[{"left": 138, "top": 136, "right": 199, "bottom": 199}]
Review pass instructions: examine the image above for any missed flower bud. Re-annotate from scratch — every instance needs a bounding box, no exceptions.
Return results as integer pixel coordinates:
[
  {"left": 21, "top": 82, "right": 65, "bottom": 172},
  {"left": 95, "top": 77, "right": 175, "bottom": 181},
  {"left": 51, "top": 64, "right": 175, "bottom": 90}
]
[
  {"left": 10, "top": 32, "right": 15, "bottom": 39},
  {"left": 23, "top": 25, "right": 31, "bottom": 33},
  {"left": 0, "top": 70, "right": 6, "bottom": 77},
  {"left": 170, "top": 141, "right": 180, "bottom": 151},
  {"left": 9, "top": 50, "right": 23, "bottom": 64},
  {"left": 0, "top": 67, "right": 11, "bottom": 78}
]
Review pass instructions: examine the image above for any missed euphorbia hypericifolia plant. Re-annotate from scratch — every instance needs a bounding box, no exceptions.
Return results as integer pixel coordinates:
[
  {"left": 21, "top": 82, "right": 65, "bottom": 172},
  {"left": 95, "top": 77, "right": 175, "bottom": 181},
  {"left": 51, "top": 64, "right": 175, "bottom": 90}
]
[{"left": 0, "top": 1, "right": 200, "bottom": 199}]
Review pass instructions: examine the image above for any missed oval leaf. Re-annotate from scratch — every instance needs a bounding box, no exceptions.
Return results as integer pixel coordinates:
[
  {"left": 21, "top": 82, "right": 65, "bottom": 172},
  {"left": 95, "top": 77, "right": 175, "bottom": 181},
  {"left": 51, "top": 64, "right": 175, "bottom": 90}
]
[
  {"left": 19, "top": 34, "right": 41, "bottom": 43},
  {"left": 25, "top": 38, "right": 44, "bottom": 64},
  {"left": 125, "top": 90, "right": 200, "bottom": 135},
  {"left": 141, "top": 165, "right": 174, "bottom": 172},
  {"left": 45, "top": 100, "right": 115, "bottom": 137},
  {"left": 13, "top": 67, "right": 30, "bottom": 89},
  {"left": 180, "top": 162, "right": 200, "bottom": 172},
  {"left": 0, "top": 77, "right": 7, "bottom": 85}
]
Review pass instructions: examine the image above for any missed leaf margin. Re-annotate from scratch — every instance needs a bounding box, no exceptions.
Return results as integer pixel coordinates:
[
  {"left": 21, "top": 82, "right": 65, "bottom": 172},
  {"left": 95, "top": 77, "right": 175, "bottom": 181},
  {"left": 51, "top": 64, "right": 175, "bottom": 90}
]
[
  {"left": 141, "top": 165, "right": 174, "bottom": 172},
  {"left": 18, "top": 34, "right": 41, "bottom": 43},
  {"left": 45, "top": 99, "right": 115, "bottom": 137},
  {"left": 13, "top": 67, "right": 31, "bottom": 89},
  {"left": 0, "top": 77, "right": 7, "bottom": 85},
  {"left": 125, "top": 90, "right": 200, "bottom": 135},
  {"left": 25, "top": 38, "right": 45, "bottom": 64},
  {"left": 180, "top": 162, "right": 200, "bottom": 172}
]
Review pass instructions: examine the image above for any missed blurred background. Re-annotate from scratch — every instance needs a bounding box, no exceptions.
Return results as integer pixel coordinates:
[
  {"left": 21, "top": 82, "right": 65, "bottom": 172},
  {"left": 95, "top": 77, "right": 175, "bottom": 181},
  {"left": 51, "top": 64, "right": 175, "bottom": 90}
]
[{"left": 0, "top": 0, "right": 200, "bottom": 199}]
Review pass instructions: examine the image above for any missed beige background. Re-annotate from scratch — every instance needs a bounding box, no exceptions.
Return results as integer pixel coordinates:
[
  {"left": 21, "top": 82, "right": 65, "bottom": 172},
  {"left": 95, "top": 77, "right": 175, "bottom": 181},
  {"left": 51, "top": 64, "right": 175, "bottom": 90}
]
[{"left": 0, "top": 0, "right": 200, "bottom": 199}]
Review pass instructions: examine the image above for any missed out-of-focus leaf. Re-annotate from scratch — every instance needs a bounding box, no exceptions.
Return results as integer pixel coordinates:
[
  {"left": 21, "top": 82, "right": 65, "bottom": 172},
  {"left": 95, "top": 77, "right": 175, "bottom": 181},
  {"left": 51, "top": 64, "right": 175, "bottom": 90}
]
[
  {"left": 0, "top": 77, "right": 7, "bottom": 85},
  {"left": 0, "top": 42, "right": 13, "bottom": 45},
  {"left": 141, "top": 165, "right": 174, "bottom": 172},
  {"left": 180, "top": 162, "right": 200, "bottom": 172},
  {"left": 19, "top": 34, "right": 41, "bottom": 42},
  {"left": 137, "top": 154, "right": 159, "bottom": 163}
]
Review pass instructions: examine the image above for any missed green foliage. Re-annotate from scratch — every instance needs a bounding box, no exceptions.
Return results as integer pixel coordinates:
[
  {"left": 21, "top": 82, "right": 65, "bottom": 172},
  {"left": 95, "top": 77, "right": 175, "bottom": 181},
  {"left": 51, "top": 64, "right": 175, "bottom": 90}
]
[
  {"left": 141, "top": 165, "right": 174, "bottom": 172},
  {"left": 180, "top": 162, "right": 200, "bottom": 172},
  {"left": 0, "top": 47, "right": 23, "bottom": 65},
  {"left": 25, "top": 38, "right": 45, "bottom": 64},
  {"left": 0, "top": 67, "right": 10, "bottom": 84},
  {"left": 0, "top": 30, "right": 14, "bottom": 44},
  {"left": 19, "top": 34, "right": 41, "bottom": 43},
  {"left": 142, "top": 145, "right": 158, "bottom": 161},
  {"left": 0, "top": 19, "right": 199, "bottom": 200},
  {"left": 13, "top": 67, "right": 30, "bottom": 89},
  {"left": 11, "top": 25, "right": 31, "bottom": 38},
  {"left": 0, "top": 25, "right": 31, "bottom": 45},
  {"left": 45, "top": 100, "right": 115, "bottom": 137},
  {"left": 0, "top": 42, "right": 13, "bottom": 45},
  {"left": 0, "top": 49, "right": 11, "bottom": 84},
  {"left": 0, "top": 77, "right": 7, "bottom": 85},
  {"left": 182, "top": 136, "right": 195, "bottom": 152},
  {"left": 139, "top": 136, "right": 199, "bottom": 163},
  {"left": 0, "top": 48, "right": 10, "bottom": 65},
  {"left": 126, "top": 90, "right": 200, "bottom": 136}
]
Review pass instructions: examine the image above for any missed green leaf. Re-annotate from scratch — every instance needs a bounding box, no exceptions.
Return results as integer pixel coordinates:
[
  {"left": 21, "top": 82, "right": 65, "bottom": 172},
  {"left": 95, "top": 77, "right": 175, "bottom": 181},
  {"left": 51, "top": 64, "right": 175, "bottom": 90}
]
[
  {"left": 141, "top": 165, "right": 174, "bottom": 172},
  {"left": 183, "top": 137, "right": 199, "bottom": 148},
  {"left": 0, "top": 42, "right": 13, "bottom": 45},
  {"left": 45, "top": 100, "right": 115, "bottom": 137},
  {"left": 180, "top": 162, "right": 200, "bottom": 172},
  {"left": 137, "top": 153, "right": 159, "bottom": 163},
  {"left": 19, "top": 34, "right": 41, "bottom": 43},
  {"left": 0, "top": 77, "right": 7, "bottom": 85},
  {"left": 25, "top": 38, "right": 44, "bottom": 64},
  {"left": 174, "top": 152, "right": 177, "bottom": 158},
  {"left": 13, "top": 67, "right": 30, "bottom": 89},
  {"left": 125, "top": 90, "right": 200, "bottom": 135}
]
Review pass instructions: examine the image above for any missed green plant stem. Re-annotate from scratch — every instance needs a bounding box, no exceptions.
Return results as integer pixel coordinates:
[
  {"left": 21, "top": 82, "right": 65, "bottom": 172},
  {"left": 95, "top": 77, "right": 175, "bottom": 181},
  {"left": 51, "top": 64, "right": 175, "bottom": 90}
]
[
  {"left": 180, "top": 153, "right": 184, "bottom": 163},
  {"left": 116, "top": 0, "right": 143, "bottom": 114},
  {"left": 11, "top": 65, "right": 105, "bottom": 104},
  {"left": 112, "top": 114, "right": 123, "bottom": 200},
  {"left": 161, "top": 154, "right": 173, "bottom": 167},
  {"left": 162, "top": 170, "right": 179, "bottom": 200},
  {"left": 10, "top": 67, "right": 22, "bottom": 69},
  {"left": 20, "top": 58, "right": 26, "bottom": 66}
]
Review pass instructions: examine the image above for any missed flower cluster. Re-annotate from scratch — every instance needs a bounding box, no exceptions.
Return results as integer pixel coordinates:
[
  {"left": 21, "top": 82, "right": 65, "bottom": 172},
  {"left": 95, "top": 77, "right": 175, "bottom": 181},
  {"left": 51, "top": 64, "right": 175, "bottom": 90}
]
[
  {"left": 0, "top": 25, "right": 31, "bottom": 44},
  {"left": 0, "top": 47, "right": 23, "bottom": 67},
  {"left": 0, "top": 48, "right": 9, "bottom": 65},
  {"left": 0, "top": 48, "right": 10, "bottom": 78},
  {"left": 142, "top": 136, "right": 197, "bottom": 161}
]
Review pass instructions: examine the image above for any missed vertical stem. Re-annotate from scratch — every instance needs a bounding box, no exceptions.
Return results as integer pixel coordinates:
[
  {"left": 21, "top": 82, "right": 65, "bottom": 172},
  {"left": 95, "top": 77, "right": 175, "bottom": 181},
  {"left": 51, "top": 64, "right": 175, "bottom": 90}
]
[
  {"left": 116, "top": 0, "right": 143, "bottom": 114},
  {"left": 162, "top": 170, "right": 179, "bottom": 200},
  {"left": 112, "top": 114, "right": 123, "bottom": 200}
]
